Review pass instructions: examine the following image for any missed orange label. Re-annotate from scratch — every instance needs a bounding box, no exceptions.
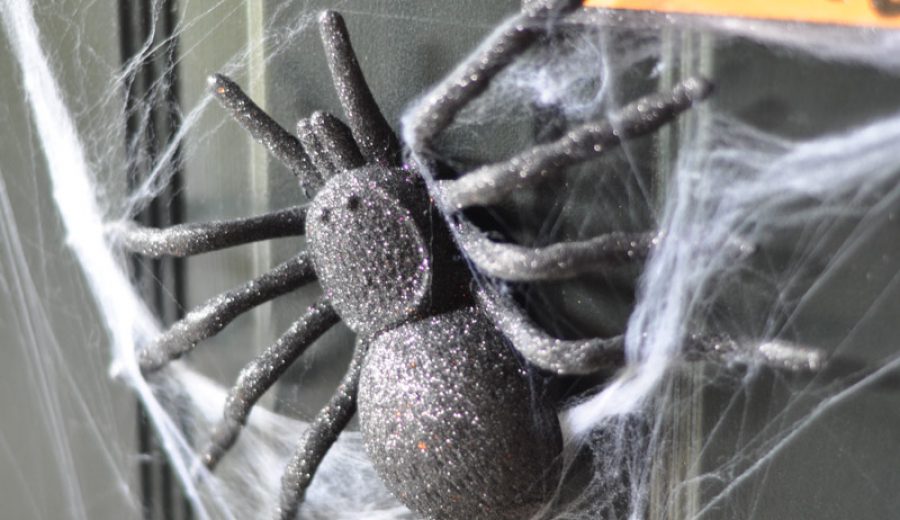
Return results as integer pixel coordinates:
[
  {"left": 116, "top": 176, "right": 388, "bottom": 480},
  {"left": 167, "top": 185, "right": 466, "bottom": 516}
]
[{"left": 583, "top": 0, "right": 900, "bottom": 28}]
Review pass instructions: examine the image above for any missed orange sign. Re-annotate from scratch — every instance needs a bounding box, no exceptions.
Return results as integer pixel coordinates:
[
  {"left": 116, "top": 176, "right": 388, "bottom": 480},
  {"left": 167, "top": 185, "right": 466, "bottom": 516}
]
[{"left": 583, "top": 0, "right": 900, "bottom": 28}]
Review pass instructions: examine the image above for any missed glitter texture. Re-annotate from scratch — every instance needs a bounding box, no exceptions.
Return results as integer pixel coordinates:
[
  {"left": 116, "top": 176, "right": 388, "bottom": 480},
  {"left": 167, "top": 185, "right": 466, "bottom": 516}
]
[
  {"left": 122, "top": 4, "right": 735, "bottom": 518},
  {"left": 138, "top": 251, "right": 317, "bottom": 373},
  {"left": 201, "top": 300, "right": 340, "bottom": 470},
  {"left": 307, "top": 166, "right": 433, "bottom": 333},
  {"left": 207, "top": 74, "right": 314, "bottom": 184},
  {"left": 456, "top": 219, "right": 658, "bottom": 282},
  {"left": 119, "top": 205, "right": 306, "bottom": 258},
  {"left": 296, "top": 110, "right": 365, "bottom": 191},
  {"left": 278, "top": 341, "right": 370, "bottom": 519},
  {"left": 438, "top": 77, "right": 714, "bottom": 210},
  {"left": 476, "top": 286, "right": 625, "bottom": 375},
  {"left": 358, "top": 308, "right": 562, "bottom": 520},
  {"left": 318, "top": 10, "right": 401, "bottom": 166}
]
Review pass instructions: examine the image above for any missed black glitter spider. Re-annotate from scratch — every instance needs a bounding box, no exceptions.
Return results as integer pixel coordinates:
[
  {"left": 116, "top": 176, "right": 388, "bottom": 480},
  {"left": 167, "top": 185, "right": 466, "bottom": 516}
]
[{"left": 121, "top": 2, "right": 822, "bottom": 519}]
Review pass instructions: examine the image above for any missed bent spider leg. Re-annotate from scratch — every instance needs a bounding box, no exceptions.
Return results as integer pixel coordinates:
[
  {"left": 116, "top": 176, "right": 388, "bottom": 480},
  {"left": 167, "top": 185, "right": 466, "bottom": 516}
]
[
  {"left": 201, "top": 300, "right": 340, "bottom": 470},
  {"left": 138, "top": 252, "right": 317, "bottom": 373},
  {"left": 277, "top": 339, "right": 368, "bottom": 520},
  {"left": 479, "top": 282, "right": 823, "bottom": 375},
  {"left": 318, "top": 10, "right": 400, "bottom": 166},
  {"left": 456, "top": 220, "right": 657, "bottom": 281},
  {"left": 114, "top": 205, "right": 307, "bottom": 258},
  {"left": 296, "top": 111, "right": 365, "bottom": 187},
  {"left": 208, "top": 74, "right": 319, "bottom": 192},
  {"left": 476, "top": 286, "right": 625, "bottom": 375},
  {"left": 439, "top": 77, "right": 714, "bottom": 210},
  {"left": 406, "top": 0, "right": 581, "bottom": 152}
]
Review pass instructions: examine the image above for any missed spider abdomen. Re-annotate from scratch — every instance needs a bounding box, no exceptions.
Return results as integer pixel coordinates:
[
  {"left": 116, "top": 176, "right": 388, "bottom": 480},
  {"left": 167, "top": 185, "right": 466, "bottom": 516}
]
[{"left": 358, "top": 308, "right": 562, "bottom": 519}]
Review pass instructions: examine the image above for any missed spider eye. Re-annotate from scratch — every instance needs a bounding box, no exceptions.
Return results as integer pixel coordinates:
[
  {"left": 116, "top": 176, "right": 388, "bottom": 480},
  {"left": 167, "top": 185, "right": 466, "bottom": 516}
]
[
  {"left": 346, "top": 195, "right": 360, "bottom": 211},
  {"left": 319, "top": 208, "right": 331, "bottom": 224}
]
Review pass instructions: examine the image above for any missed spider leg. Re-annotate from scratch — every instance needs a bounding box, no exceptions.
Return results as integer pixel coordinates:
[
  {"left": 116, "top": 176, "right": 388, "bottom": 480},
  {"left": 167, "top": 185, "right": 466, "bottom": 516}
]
[
  {"left": 684, "top": 335, "right": 824, "bottom": 372},
  {"left": 439, "top": 77, "right": 713, "bottom": 210},
  {"left": 277, "top": 339, "right": 368, "bottom": 520},
  {"left": 479, "top": 285, "right": 824, "bottom": 375},
  {"left": 208, "top": 74, "right": 319, "bottom": 192},
  {"left": 296, "top": 111, "right": 365, "bottom": 188},
  {"left": 138, "top": 252, "right": 316, "bottom": 373},
  {"left": 318, "top": 11, "right": 400, "bottom": 166},
  {"left": 457, "top": 220, "right": 656, "bottom": 281},
  {"left": 201, "top": 300, "right": 340, "bottom": 470},
  {"left": 406, "top": 0, "right": 581, "bottom": 152},
  {"left": 476, "top": 286, "right": 625, "bottom": 375},
  {"left": 115, "top": 206, "right": 306, "bottom": 258}
]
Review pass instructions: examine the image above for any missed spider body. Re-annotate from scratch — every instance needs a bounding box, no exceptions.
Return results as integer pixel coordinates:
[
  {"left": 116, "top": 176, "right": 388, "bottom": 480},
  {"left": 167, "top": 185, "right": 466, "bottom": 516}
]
[
  {"left": 306, "top": 158, "right": 562, "bottom": 519},
  {"left": 359, "top": 309, "right": 562, "bottom": 520},
  {"left": 122, "top": 3, "right": 744, "bottom": 519}
]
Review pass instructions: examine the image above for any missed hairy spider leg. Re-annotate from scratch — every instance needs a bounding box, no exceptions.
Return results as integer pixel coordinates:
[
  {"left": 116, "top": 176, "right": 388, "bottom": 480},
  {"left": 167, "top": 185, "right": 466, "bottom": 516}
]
[
  {"left": 406, "top": 0, "right": 582, "bottom": 151},
  {"left": 127, "top": 10, "right": 435, "bottom": 512},
  {"left": 267, "top": 13, "right": 444, "bottom": 517},
  {"left": 202, "top": 300, "right": 340, "bottom": 470},
  {"left": 479, "top": 287, "right": 825, "bottom": 375},
  {"left": 445, "top": 78, "right": 712, "bottom": 282},
  {"left": 296, "top": 111, "right": 365, "bottom": 185},
  {"left": 202, "top": 62, "right": 376, "bottom": 505},
  {"left": 208, "top": 74, "right": 319, "bottom": 193},
  {"left": 398, "top": 1, "right": 702, "bottom": 285},
  {"left": 319, "top": 10, "right": 400, "bottom": 166},
  {"left": 278, "top": 340, "right": 368, "bottom": 520},
  {"left": 128, "top": 69, "right": 357, "bottom": 468},
  {"left": 395, "top": 2, "right": 708, "bottom": 284},
  {"left": 476, "top": 286, "right": 626, "bottom": 375},
  {"left": 138, "top": 252, "right": 317, "bottom": 373},
  {"left": 393, "top": 0, "right": 634, "bottom": 376},
  {"left": 440, "top": 78, "right": 713, "bottom": 211},
  {"left": 118, "top": 205, "right": 307, "bottom": 258},
  {"left": 457, "top": 220, "right": 657, "bottom": 282},
  {"left": 400, "top": 4, "right": 722, "bottom": 375}
]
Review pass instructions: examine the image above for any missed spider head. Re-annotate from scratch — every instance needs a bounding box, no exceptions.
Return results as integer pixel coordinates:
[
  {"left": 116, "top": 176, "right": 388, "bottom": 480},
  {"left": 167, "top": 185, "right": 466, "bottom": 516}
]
[{"left": 307, "top": 166, "right": 464, "bottom": 334}]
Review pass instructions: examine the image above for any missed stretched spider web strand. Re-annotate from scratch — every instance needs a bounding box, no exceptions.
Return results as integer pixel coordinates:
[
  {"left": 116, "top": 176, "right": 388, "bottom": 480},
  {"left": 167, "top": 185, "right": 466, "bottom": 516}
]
[
  {"left": 113, "top": 206, "right": 307, "bottom": 258},
  {"left": 456, "top": 221, "right": 657, "bottom": 281},
  {"left": 296, "top": 110, "right": 365, "bottom": 185},
  {"left": 278, "top": 340, "right": 369, "bottom": 520},
  {"left": 438, "top": 77, "right": 714, "bottom": 210},
  {"left": 475, "top": 286, "right": 625, "bottom": 375},
  {"left": 201, "top": 300, "right": 340, "bottom": 470},
  {"left": 208, "top": 74, "right": 317, "bottom": 190},
  {"left": 138, "top": 251, "right": 318, "bottom": 373},
  {"left": 404, "top": 0, "right": 582, "bottom": 152},
  {"left": 318, "top": 10, "right": 400, "bottom": 166}
]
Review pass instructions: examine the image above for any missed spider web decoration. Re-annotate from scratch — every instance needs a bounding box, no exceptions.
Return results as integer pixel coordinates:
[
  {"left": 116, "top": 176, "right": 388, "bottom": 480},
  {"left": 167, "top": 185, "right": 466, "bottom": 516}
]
[{"left": 2, "top": 1, "right": 900, "bottom": 519}]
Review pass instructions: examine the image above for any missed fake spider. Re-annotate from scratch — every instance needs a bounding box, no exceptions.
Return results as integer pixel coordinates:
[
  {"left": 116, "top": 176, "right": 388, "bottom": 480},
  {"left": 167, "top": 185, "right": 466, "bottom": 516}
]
[{"left": 121, "top": 2, "right": 822, "bottom": 519}]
